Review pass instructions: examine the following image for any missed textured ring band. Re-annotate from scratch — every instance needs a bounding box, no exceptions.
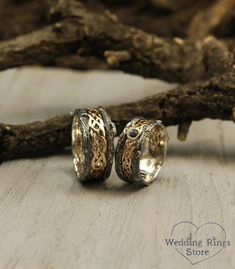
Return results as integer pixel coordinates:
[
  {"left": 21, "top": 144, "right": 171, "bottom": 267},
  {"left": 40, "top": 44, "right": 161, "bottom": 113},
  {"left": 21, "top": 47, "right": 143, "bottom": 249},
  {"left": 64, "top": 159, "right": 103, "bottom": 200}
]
[
  {"left": 72, "top": 107, "right": 116, "bottom": 183},
  {"left": 115, "top": 118, "right": 168, "bottom": 186}
]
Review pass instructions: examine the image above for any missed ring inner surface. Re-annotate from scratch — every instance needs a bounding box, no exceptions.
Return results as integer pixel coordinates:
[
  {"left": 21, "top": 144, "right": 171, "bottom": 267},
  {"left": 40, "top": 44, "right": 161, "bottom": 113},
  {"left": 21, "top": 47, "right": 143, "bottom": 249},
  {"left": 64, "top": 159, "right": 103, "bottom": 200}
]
[
  {"left": 139, "top": 124, "right": 167, "bottom": 184},
  {"left": 72, "top": 115, "right": 85, "bottom": 177}
]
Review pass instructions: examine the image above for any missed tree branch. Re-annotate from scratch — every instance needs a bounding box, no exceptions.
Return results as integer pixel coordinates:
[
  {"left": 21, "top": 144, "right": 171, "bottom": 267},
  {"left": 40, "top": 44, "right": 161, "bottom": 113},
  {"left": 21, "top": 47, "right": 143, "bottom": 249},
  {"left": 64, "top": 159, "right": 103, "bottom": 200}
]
[
  {"left": 0, "top": 0, "right": 234, "bottom": 162},
  {"left": 0, "top": 0, "right": 233, "bottom": 83},
  {"left": 0, "top": 73, "right": 234, "bottom": 162}
]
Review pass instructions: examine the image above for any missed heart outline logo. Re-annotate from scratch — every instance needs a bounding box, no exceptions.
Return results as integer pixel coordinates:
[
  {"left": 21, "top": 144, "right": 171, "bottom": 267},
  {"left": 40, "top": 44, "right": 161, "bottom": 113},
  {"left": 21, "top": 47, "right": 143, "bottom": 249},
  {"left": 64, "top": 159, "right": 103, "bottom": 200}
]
[{"left": 170, "top": 221, "right": 227, "bottom": 265}]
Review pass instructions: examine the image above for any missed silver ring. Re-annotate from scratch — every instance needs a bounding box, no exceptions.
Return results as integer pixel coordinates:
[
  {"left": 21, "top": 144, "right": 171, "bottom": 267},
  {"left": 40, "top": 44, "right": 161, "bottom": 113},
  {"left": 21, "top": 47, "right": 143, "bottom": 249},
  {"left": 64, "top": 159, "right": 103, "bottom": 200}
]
[
  {"left": 72, "top": 107, "right": 116, "bottom": 183},
  {"left": 115, "top": 118, "right": 168, "bottom": 186}
]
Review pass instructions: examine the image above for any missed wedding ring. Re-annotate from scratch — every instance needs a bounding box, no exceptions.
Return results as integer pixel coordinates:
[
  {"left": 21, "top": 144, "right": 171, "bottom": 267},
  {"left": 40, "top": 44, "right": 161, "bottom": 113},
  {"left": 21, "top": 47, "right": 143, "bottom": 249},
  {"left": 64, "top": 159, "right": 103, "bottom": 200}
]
[
  {"left": 72, "top": 107, "right": 116, "bottom": 183},
  {"left": 115, "top": 118, "right": 168, "bottom": 186}
]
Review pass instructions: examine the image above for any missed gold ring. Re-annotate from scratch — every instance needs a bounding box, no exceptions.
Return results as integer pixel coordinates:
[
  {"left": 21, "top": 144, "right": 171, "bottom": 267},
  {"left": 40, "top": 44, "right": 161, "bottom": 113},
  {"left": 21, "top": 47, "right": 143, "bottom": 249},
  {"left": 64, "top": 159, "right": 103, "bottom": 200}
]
[{"left": 72, "top": 107, "right": 116, "bottom": 183}]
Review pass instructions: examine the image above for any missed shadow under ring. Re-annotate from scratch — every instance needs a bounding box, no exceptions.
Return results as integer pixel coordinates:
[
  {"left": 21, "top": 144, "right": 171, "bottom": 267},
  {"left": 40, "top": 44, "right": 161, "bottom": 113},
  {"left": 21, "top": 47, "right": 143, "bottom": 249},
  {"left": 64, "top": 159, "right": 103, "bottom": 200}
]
[
  {"left": 72, "top": 107, "right": 116, "bottom": 183},
  {"left": 115, "top": 118, "right": 168, "bottom": 186}
]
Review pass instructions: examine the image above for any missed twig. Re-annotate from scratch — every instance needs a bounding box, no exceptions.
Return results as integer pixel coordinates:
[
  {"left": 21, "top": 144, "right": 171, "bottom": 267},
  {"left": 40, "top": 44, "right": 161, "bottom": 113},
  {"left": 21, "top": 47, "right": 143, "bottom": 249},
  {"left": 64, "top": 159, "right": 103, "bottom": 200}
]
[
  {"left": 177, "top": 120, "right": 192, "bottom": 141},
  {"left": 187, "top": 0, "right": 235, "bottom": 38}
]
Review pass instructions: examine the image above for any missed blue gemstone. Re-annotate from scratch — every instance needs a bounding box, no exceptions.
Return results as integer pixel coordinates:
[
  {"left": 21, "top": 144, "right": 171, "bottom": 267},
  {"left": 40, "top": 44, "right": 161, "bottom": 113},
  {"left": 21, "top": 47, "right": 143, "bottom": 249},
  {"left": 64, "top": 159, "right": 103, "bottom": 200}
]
[{"left": 129, "top": 129, "right": 138, "bottom": 138}]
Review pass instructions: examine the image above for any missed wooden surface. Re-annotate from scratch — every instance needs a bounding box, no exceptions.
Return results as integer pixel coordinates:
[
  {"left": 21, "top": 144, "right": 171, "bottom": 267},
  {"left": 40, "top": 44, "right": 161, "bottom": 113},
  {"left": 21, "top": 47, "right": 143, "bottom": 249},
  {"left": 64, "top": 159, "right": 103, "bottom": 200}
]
[{"left": 0, "top": 68, "right": 234, "bottom": 269}]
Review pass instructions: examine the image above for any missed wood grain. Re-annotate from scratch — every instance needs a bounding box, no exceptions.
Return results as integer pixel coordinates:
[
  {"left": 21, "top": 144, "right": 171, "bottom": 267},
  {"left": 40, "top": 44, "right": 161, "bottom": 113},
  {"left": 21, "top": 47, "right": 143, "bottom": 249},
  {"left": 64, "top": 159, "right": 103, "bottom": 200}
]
[{"left": 0, "top": 68, "right": 234, "bottom": 269}]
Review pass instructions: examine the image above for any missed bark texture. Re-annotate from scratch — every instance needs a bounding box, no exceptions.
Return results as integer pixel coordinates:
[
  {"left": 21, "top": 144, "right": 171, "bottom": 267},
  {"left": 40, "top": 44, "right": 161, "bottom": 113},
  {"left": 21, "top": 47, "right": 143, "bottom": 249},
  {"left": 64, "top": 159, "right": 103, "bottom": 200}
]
[{"left": 0, "top": 0, "right": 234, "bottom": 161}]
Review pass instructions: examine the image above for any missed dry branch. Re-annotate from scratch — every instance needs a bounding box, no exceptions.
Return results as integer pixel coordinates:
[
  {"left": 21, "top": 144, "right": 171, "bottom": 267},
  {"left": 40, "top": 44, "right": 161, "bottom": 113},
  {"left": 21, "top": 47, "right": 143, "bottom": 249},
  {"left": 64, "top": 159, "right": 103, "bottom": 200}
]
[
  {"left": 187, "top": 0, "right": 235, "bottom": 37},
  {"left": 0, "top": 73, "right": 235, "bottom": 162},
  {"left": 0, "top": 0, "right": 233, "bottom": 83},
  {"left": 0, "top": 0, "right": 234, "bottom": 161}
]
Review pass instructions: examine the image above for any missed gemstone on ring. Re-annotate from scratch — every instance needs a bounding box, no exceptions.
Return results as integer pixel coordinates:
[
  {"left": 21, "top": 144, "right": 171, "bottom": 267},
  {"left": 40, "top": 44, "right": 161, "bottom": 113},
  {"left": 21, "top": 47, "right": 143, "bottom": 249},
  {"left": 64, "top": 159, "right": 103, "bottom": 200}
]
[{"left": 128, "top": 128, "right": 138, "bottom": 138}]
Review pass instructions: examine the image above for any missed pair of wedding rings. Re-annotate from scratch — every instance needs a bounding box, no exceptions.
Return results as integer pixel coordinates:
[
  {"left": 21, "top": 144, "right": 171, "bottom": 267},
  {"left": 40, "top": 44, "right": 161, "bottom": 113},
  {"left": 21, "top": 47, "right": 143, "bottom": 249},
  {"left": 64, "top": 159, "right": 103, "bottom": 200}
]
[{"left": 71, "top": 107, "right": 168, "bottom": 186}]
